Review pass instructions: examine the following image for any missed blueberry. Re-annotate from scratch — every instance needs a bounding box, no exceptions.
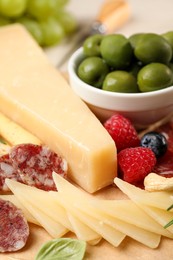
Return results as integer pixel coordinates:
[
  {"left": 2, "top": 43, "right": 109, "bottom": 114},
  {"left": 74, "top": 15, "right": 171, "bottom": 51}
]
[{"left": 140, "top": 131, "right": 168, "bottom": 158}]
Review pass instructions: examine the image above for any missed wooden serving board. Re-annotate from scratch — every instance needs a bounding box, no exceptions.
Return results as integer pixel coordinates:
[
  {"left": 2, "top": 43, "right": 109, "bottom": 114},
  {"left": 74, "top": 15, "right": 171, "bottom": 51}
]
[{"left": 1, "top": 184, "right": 173, "bottom": 260}]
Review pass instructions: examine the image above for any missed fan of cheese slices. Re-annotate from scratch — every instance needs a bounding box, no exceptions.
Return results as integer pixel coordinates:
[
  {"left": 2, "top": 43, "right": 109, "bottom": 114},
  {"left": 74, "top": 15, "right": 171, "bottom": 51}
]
[{"left": 1, "top": 168, "right": 173, "bottom": 250}]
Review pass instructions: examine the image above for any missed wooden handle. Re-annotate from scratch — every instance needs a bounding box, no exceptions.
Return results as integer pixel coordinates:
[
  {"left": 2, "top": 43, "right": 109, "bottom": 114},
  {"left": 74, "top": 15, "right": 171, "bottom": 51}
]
[{"left": 96, "top": 0, "right": 131, "bottom": 34}]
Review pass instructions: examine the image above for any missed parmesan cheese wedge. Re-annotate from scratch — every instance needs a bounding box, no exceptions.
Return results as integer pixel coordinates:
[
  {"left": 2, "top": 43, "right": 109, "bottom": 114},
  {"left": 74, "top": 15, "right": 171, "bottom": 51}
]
[
  {"left": 0, "top": 112, "right": 41, "bottom": 145},
  {"left": 0, "top": 24, "right": 116, "bottom": 193}
]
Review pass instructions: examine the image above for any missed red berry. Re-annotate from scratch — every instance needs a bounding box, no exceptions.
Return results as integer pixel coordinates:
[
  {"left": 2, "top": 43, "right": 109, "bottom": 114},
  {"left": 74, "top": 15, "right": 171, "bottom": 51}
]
[
  {"left": 118, "top": 147, "right": 156, "bottom": 184},
  {"left": 104, "top": 114, "right": 140, "bottom": 152}
]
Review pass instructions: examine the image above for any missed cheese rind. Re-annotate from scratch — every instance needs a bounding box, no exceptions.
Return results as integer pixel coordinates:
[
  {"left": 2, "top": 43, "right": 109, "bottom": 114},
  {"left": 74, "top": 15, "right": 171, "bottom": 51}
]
[{"left": 0, "top": 24, "right": 117, "bottom": 193}]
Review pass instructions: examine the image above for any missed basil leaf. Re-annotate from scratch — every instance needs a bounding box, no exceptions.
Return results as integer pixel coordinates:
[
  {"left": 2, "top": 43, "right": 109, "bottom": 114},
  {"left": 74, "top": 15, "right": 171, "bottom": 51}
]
[{"left": 35, "top": 238, "right": 86, "bottom": 260}]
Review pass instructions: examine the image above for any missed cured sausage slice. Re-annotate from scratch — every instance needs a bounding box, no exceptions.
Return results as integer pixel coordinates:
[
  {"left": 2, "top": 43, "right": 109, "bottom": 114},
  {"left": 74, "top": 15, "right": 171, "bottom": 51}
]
[
  {"left": 0, "top": 144, "right": 67, "bottom": 192},
  {"left": 0, "top": 198, "right": 29, "bottom": 252},
  {"left": 9, "top": 144, "right": 67, "bottom": 191},
  {"left": 0, "top": 154, "right": 22, "bottom": 191}
]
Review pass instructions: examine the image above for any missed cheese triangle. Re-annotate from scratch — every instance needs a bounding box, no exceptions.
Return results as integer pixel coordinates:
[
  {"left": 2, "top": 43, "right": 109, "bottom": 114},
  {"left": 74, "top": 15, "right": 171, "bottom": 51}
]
[{"left": 0, "top": 24, "right": 117, "bottom": 193}]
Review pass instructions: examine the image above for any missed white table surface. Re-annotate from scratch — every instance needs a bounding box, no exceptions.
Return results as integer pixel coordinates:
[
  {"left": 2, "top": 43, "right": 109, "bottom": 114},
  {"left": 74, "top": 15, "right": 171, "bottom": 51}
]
[{"left": 45, "top": 0, "right": 173, "bottom": 70}]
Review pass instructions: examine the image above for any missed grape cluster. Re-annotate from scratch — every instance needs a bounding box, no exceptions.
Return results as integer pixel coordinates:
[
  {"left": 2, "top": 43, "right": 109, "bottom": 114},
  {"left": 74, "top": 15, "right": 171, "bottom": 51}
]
[{"left": 0, "top": 0, "right": 77, "bottom": 47}]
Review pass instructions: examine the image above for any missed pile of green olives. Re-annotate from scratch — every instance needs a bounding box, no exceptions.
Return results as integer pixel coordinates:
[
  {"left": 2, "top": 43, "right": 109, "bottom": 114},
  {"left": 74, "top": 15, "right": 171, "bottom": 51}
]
[{"left": 77, "top": 32, "right": 173, "bottom": 93}]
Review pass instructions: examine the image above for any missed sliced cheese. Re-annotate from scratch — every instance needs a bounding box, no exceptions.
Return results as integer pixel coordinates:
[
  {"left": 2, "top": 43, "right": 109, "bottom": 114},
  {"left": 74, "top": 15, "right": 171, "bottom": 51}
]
[
  {"left": 137, "top": 191, "right": 173, "bottom": 210},
  {"left": 74, "top": 201, "right": 161, "bottom": 249},
  {"left": 114, "top": 178, "right": 173, "bottom": 234},
  {"left": 50, "top": 192, "right": 126, "bottom": 247},
  {"left": 140, "top": 204, "right": 173, "bottom": 235},
  {"left": 0, "top": 194, "right": 39, "bottom": 225},
  {"left": 0, "top": 112, "right": 41, "bottom": 145},
  {"left": 0, "top": 24, "right": 116, "bottom": 193},
  {"left": 53, "top": 173, "right": 173, "bottom": 238},
  {"left": 91, "top": 200, "right": 173, "bottom": 238},
  {"left": 53, "top": 172, "right": 93, "bottom": 199},
  {"left": 52, "top": 174, "right": 161, "bottom": 247},
  {"left": 18, "top": 199, "right": 68, "bottom": 238},
  {"left": 114, "top": 177, "right": 173, "bottom": 210},
  {"left": 5, "top": 178, "right": 73, "bottom": 231},
  {"left": 5, "top": 179, "right": 68, "bottom": 238},
  {"left": 67, "top": 213, "right": 102, "bottom": 245}
]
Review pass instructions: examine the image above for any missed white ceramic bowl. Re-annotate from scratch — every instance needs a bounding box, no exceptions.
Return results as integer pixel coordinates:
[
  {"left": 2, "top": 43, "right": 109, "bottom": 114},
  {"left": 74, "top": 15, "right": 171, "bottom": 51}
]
[{"left": 68, "top": 47, "right": 173, "bottom": 128}]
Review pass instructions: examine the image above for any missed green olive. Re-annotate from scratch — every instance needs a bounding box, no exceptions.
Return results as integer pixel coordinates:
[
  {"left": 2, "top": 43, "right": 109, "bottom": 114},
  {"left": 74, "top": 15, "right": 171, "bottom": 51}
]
[
  {"left": 127, "top": 60, "right": 143, "bottom": 77},
  {"left": 134, "top": 33, "right": 172, "bottom": 64},
  {"left": 128, "top": 33, "right": 145, "bottom": 49},
  {"left": 137, "top": 63, "right": 173, "bottom": 92},
  {"left": 162, "top": 31, "right": 173, "bottom": 61},
  {"left": 100, "top": 34, "right": 133, "bottom": 69},
  {"left": 77, "top": 57, "right": 109, "bottom": 88},
  {"left": 83, "top": 34, "right": 103, "bottom": 57},
  {"left": 168, "top": 62, "right": 173, "bottom": 73},
  {"left": 102, "top": 71, "right": 138, "bottom": 93}
]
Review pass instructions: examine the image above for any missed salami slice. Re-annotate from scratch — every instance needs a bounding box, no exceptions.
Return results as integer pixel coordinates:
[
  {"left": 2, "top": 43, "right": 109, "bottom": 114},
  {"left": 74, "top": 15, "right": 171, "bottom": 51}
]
[
  {"left": 0, "top": 144, "right": 67, "bottom": 192},
  {"left": 0, "top": 154, "right": 22, "bottom": 191},
  {"left": 0, "top": 198, "right": 29, "bottom": 252},
  {"left": 9, "top": 144, "right": 67, "bottom": 191}
]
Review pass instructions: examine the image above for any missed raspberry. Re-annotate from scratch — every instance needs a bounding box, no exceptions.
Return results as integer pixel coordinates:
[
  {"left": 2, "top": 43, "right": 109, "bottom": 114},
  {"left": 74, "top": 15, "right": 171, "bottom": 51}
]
[
  {"left": 118, "top": 147, "right": 156, "bottom": 184},
  {"left": 104, "top": 114, "right": 140, "bottom": 152}
]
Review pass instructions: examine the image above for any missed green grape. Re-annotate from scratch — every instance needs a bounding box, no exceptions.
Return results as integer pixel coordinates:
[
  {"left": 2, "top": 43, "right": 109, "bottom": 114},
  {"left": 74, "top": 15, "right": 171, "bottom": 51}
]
[
  {"left": 27, "top": 0, "right": 58, "bottom": 20},
  {"left": 55, "top": 0, "right": 69, "bottom": 9},
  {"left": 0, "top": 0, "right": 27, "bottom": 18},
  {"left": 55, "top": 10, "right": 77, "bottom": 35},
  {"left": 16, "top": 17, "right": 44, "bottom": 46},
  {"left": 0, "top": 16, "right": 11, "bottom": 26},
  {"left": 40, "top": 17, "right": 65, "bottom": 46}
]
